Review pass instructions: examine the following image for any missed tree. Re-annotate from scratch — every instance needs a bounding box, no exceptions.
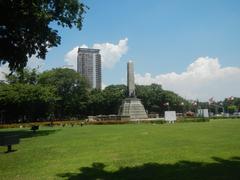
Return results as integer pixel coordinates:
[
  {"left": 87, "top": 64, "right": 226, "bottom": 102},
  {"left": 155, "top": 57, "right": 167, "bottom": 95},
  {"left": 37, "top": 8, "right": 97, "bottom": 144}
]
[
  {"left": 227, "top": 105, "right": 237, "bottom": 114},
  {"left": 101, "top": 85, "right": 127, "bottom": 114},
  {"left": 87, "top": 89, "right": 105, "bottom": 115},
  {"left": 87, "top": 83, "right": 190, "bottom": 116},
  {"left": 0, "top": 0, "right": 87, "bottom": 71},
  {"left": 38, "top": 68, "right": 89, "bottom": 118},
  {"left": 87, "top": 85, "right": 127, "bottom": 115},
  {"left": 0, "top": 83, "right": 57, "bottom": 123},
  {"left": 5, "top": 68, "right": 39, "bottom": 84},
  {"left": 136, "top": 84, "right": 189, "bottom": 115},
  {"left": 135, "top": 84, "right": 164, "bottom": 112}
]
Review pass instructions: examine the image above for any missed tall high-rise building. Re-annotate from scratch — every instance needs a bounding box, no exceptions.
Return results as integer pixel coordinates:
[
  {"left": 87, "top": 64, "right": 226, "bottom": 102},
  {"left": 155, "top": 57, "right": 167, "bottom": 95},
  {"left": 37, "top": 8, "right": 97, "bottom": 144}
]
[{"left": 77, "top": 48, "right": 101, "bottom": 89}]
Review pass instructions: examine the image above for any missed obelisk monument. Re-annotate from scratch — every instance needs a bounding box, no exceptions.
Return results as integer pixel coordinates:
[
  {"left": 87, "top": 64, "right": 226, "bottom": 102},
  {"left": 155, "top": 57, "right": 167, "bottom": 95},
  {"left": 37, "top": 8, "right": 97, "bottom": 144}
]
[
  {"left": 118, "top": 61, "right": 148, "bottom": 119},
  {"left": 127, "top": 61, "right": 135, "bottom": 97}
]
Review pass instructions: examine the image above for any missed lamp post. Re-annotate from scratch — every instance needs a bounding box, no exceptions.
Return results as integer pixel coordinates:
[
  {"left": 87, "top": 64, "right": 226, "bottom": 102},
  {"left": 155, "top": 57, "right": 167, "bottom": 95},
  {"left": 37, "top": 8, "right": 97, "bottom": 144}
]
[
  {"left": 164, "top": 102, "right": 170, "bottom": 111},
  {"left": 227, "top": 96, "right": 235, "bottom": 114},
  {"left": 180, "top": 102, "right": 184, "bottom": 116},
  {"left": 193, "top": 101, "right": 198, "bottom": 116},
  {"left": 219, "top": 102, "right": 224, "bottom": 114}
]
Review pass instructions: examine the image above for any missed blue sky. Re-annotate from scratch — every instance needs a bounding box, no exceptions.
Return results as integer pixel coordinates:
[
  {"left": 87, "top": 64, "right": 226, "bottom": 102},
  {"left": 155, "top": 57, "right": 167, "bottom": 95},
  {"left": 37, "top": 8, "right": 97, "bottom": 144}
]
[{"left": 9, "top": 0, "right": 240, "bottom": 101}]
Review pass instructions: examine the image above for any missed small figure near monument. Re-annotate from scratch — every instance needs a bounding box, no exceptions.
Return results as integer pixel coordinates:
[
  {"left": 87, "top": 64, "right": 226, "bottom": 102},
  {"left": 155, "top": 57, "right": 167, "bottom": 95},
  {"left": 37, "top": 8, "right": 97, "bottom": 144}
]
[
  {"left": 80, "top": 122, "right": 84, "bottom": 127},
  {"left": 118, "top": 61, "right": 148, "bottom": 120}
]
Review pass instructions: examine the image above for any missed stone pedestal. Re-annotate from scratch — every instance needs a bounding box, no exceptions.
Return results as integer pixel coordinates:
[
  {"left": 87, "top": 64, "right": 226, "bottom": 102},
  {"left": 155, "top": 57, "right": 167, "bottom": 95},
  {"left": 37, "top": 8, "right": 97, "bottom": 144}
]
[{"left": 118, "top": 98, "right": 148, "bottom": 119}]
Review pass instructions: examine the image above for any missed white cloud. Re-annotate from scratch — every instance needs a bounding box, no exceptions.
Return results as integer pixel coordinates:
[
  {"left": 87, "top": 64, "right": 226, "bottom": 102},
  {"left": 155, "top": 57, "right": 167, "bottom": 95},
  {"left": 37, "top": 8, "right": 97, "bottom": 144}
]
[
  {"left": 64, "top": 38, "right": 128, "bottom": 70},
  {"left": 0, "top": 64, "right": 10, "bottom": 81},
  {"left": 93, "top": 38, "right": 128, "bottom": 69},
  {"left": 102, "top": 82, "right": 107, "bottom": 90},
  {"left": 135, "top": 57, "right": 240, "bottom": 101},
  {"left": 27, "top": 56, "right": 45, "bottom": 71},
  {"left": 0, "top": 56, "right": 45, "bottom": 81},
  {"left": 64, "top": 46, "right": 79, "bottom": 70},
  {"left": 80, "top": 44, "right": 88, "bottom": 49}
]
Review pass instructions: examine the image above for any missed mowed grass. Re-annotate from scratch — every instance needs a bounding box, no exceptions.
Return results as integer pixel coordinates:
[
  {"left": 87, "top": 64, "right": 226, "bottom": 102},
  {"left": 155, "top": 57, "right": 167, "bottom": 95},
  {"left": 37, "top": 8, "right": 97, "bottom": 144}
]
[{"left": 0, "top": 119, "right": 240, "bottom": 180}]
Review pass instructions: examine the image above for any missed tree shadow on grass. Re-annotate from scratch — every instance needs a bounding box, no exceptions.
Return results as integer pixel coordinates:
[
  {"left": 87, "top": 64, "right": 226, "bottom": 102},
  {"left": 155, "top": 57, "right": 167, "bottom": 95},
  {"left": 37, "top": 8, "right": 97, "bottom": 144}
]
[
  {"left": 57, "top": 156, "right": 240, "bottom": 180},
  {"left": 0, "top": 128, "right": 60, "bottom": 139}
]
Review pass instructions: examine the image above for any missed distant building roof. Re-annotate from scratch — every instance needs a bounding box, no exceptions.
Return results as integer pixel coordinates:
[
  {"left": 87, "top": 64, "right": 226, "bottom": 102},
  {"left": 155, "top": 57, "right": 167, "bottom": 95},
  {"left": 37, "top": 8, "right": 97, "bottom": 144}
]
[{"left": 78, "top": 48, "right": 100, "bottom": 53}]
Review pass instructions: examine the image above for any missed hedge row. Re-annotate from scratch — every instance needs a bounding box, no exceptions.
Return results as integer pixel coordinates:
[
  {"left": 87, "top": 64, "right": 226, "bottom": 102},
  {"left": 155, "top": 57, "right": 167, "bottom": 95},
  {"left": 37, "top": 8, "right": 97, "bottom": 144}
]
[
  {"left": 210, "top": 116, "right": 240, "bottom": 120},
  {"left": 2, "top": 117, "right": 228, "bottom": 129},
  {"left": 85, "top": 120, "right": 129, "bottom": 125},
  {"left": 0, "top": 120, "right": 85, "bottom": 129},
  {"left": 177, "top": 118, "right": 210, "bottom": 122}
]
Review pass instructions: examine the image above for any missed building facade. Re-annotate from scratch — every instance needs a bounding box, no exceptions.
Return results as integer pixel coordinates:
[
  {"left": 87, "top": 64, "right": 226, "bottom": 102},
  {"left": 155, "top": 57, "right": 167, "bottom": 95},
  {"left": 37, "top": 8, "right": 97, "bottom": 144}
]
[{"left": 77, "top": 48, "right": 101, "bottom": 89}]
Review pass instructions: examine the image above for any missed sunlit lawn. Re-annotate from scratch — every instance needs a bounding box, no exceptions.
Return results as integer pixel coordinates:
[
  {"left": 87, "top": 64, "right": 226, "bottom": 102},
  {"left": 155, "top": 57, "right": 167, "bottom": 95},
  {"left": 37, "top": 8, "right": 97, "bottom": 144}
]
[{"left": 0, "top": 119, "right": 240, "bottom": 179}]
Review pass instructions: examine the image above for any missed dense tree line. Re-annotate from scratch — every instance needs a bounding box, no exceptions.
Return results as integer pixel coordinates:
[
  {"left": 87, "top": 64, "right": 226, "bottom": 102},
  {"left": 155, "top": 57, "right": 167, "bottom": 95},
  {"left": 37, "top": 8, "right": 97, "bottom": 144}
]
[
  {"left": 0, "top": 83, "right": 57, "bottom": 122},
  {"left": 135, "top": 84, "right": 190, "bottom": 115},
  {"left": 0, "top": 68, "right": 90, "bottom": 123},
  {"left": 1, "top": 68, "right": 239, "bottom": 123},
  {"left": 198, "top": 98, "right": 240, "bottom": 114},
  {"left": 0, "top": 68, "right": 189, "bottom": 123}
]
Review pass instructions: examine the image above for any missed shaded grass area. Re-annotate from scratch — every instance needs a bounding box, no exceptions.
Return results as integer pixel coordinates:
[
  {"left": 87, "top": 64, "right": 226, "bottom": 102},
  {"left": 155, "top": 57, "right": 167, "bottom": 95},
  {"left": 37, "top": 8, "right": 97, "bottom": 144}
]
[
  {"left": 0, "top": 128, "right": 60, "bottom": 139},
  {"left": 58, "top": 157, "right": 240, "bottom": 180},
  {"left": 0, "top": 119, "right": 240, "bottom": 179}
]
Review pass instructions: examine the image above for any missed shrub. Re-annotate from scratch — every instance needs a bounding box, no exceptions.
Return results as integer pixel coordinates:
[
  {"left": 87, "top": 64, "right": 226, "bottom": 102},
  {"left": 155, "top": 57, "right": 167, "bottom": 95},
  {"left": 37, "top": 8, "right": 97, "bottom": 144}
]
[
  {"left": 86, "top": 120, "right": 129, "bottom": 125},
  {"left": 177, "top": 117, "right": 210, "bottom": 123}
]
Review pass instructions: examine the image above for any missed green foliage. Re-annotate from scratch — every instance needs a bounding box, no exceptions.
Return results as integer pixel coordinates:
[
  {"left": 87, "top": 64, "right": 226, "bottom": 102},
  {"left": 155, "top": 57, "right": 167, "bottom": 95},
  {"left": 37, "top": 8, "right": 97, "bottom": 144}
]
[
  {"left": 135, "top": 84, "right": 162, "bottom": 111},
  {"left": 0, "top": 68, "right": 90, "bottom": 122},
  {"left": 102, "top": 85, "right": 127, "bottom": 114},
  {"left": 38, "top": 68, "right": 89, "bottom": 118},
  {"left": 88, "top": 89, "right": 105, "bottom": 115},
  {"left": 227, "top": 105, "right": 238, "bottom": 114},
  {"left": 6, "top": 68, "right": 39, "bottom": 84},
  {"left": 88, "top": 85, "right": 127, "bottom": 115},
  {"left": 177, "top": 117, "right": 210, "bottom": 122},
  {"left": 7, "top": 68, "right": 240, "bottom": 122},
  {"left": 0, "top": 120, "right": 85, "bottom": 129},
  {"left": 223, "top": 97, "right": 240, "bottom": 113},
  {"left": 0, "top": 83, "right": 57, "bottom": 122},
  {"left": 131, "top": 119, "right": 166, "bottom": 124},
  {"left": 86, "top": 120, "right": 129, "bottom": 125},
  {"left": 0, "top": 0, "right": 87, "bottom": 71},
  {"left": 136, "top": 84, "right": 189, "bottom": 115},
  {"left": 5, "top": 69, "right": 240, "bottom": 123}
]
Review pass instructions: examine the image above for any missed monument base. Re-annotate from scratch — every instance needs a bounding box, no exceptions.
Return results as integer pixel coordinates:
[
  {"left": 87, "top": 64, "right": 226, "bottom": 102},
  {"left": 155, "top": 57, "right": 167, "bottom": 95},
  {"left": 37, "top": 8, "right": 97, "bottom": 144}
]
[{"left": 118, "top": 98, "right": 148, "bottom": 119}]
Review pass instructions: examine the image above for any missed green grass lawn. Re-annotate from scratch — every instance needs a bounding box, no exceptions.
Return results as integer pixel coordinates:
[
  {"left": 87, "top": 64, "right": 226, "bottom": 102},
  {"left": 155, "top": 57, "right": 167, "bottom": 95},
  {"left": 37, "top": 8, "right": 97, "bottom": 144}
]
[{"left": 0, "top": 119, "right": 240, "bottom": 180}]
